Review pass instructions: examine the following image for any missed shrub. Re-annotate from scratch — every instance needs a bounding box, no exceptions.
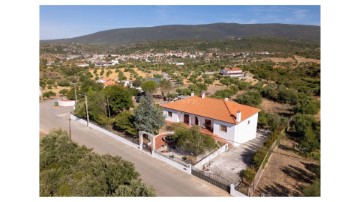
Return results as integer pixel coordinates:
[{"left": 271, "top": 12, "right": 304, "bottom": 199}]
[
  {"left": 252, "top": 147, "right": 267, "bottom": 169},
  {"left": 114, "top": 111, "right": 137, "bottom": 136},
  {"left": 174, "top": 126, "right": 218, "bottom": 156},
  {"left": 240, "top": 166, "right": 257, "bottom": 183},
  {"left": 43, "top": 91, "right": 56, "bottom": 98},
  {"left": 302, "top": 179, "right": 320, "bottom": 196},
  {"left": 236, "top": 90, "right": 262, "bottom": 107}
]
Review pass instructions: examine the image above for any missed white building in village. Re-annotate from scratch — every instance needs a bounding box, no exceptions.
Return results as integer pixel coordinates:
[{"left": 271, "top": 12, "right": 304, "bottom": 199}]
[{"left": 161, "top": 93, "right": 261, "bottom": 147}]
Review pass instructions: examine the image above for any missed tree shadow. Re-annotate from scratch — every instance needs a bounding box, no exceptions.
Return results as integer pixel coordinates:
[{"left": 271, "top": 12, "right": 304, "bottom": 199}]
[
  {"left": 257, "top": 182, "right": 300, "bottom": 196},
  {"left": 302, "top": 162, "right": 320, "bottom": 178},
  {"left": 281, "top": 165, "right": 315, "bottom": 184},
  {"left": 240, "top": 147, "right": 255, "bottom": 166},
  {"left": 278, "top": 143, "right": 297, "bottom": 152}
]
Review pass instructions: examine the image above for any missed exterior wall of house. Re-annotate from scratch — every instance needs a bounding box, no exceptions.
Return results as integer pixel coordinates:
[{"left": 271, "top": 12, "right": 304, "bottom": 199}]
[
  {"left": 235, "top": 113, "right": 259, "bottom": 144},
  {"left": 163, "top": 108, "right": 259, "bottom": 147},
  {"left": 163, "top": 108, "right": 180, "bottom": 122},
  {"left": 213, "top": 120, "right": 236, "bottom": 143}
]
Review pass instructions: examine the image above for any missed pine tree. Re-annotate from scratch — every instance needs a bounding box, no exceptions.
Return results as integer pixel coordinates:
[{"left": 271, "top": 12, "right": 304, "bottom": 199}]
[{"left": 134, "top": 93, "right": 165, "bottom": 134}]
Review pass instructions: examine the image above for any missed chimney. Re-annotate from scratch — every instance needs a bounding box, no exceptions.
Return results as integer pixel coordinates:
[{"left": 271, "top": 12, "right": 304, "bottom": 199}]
[
  {"left": 236, "top": 111, "right": 241, "bottom": 122},
  {"left": 191, "top": 92, "right": 194, "bottom": 96},
  {"left": 224, "top": 98, "right": 228, "bottom": 101},
  {"left": 201, "top": 92, "right": 205, "bottom": 98}
]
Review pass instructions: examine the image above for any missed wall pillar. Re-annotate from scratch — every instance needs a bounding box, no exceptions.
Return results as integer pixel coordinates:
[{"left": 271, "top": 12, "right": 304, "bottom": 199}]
[
  {"left": 139, "top": 133, "right": 143, "bottom": 150},
  {"left": 151, "top": 136, "right": 156, "bottom": 157}
]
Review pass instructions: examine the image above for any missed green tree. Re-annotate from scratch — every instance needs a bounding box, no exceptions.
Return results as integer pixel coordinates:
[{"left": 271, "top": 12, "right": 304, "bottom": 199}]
[
  {"left": 302, "top": 179, "right": 320, "bottom": 196},
  {"left": 43, "top": 91, "right": 56, "bottom": 98},
  {"left": 236, "top": 91, "right": 262, "bottom": 107},
  {"left": 295, "top": 94, "right": 320, "bottom": 115},
  {"left": 113, "top": 111, "right": 137, "bottom": 136},
  {"left": 59, "top": 89, "right": 69, "bottom": 96},
  {"left": 159, "top": 79, "right": 172, "bottom": 96},
  {"left": 40, "top": 129, "right": 155, "bottom": 196},
  {"left": 141, "top": 80, "right": 158, "bottom": 94},
  {"left": 133, "top": 93, "right": 165, "bottom": 134},
  {"left": 106, "top": 69, "right": 112, "bottom": 77},
  {"left": 103, "top": 85, "right": 133, "bottom": 116},
  {"left": 174, "top": 126, "right": 218, "bottom": 156},
  {"left": 118, "top": 71, "right": 127, "bottom": 81},
  {"left": 74, "top": 91, "right": 108, "bottom": 125}
]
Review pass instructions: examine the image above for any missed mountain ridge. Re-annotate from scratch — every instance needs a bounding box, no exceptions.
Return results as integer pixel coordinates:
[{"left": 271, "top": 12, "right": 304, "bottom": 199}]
[{"left": 41, "top": 23, "right": 320, "bottom": 45}]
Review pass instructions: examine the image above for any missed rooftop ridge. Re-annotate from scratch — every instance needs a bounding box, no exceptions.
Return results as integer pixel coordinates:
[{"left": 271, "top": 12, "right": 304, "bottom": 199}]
[{"left": 223, "top": 99, "right": 236, "bottom": 123}]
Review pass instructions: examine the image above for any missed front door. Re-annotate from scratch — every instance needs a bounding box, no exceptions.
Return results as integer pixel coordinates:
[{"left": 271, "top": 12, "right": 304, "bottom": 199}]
[
  {"left": 205, "top": 119, "right": 212, "bottom": 131},
  {"left": 195, "top": 117, "right": 199, "bottom": 125},
  {"left": 184, "top": 114, "right": 189, "bottom": 124}
]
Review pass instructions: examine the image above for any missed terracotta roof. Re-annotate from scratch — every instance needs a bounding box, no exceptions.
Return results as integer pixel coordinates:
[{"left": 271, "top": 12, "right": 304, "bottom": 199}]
[
  {"left": 224, "top": 67, "right": 242, "bottom": 71},
  {"left": 104, "top": 80, "right": 116, "bottom": 86},
  {"left": 161, "top": 96, "right": 261, "bottom": 124},
  {"left": 101, "top": 77, "right": 111, "bottom": 81}
]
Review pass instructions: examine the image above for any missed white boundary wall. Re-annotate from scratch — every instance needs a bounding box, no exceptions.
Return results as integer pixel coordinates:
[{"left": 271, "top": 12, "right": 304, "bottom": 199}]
[
  {"left": 58, "top": 100, "right": 75, "bottom": 107},
  {"left": 70, "top": 114, "right": 191, "bottom": 174},
  {"left": 153, "top": 152, "right": 191, "bottom": 174},
  {"left": 194, "top": 143, "right": 229, "bottom": 169},
  {"left": 70, "top": 114, "right": 138, "bottom": 148},
  {"left": 230, "top": 184, "right": 247, "bottom": 197}
]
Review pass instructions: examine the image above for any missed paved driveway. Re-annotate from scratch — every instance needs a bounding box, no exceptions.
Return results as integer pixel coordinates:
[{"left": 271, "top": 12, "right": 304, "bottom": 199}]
[{"left": 204, "top": 130, "right": 270, "bottom": 184}]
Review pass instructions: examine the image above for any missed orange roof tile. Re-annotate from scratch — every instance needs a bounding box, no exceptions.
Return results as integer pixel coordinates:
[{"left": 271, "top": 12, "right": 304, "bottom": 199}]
[
  {"left": 104, "top": 80, "right": 116, "bottom": 86},
  {"left": 101, "top": 77, "right": 111, "bottom": 81},
  {"left": 224, "top": 67, "right": 242, "bottom": 71},
  {"left": 161, "top": 96, "right": 260, "bottom": 124}
]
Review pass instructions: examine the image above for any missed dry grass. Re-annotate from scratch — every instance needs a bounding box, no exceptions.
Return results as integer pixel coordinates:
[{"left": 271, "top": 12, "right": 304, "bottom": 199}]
[
  {"left": 260, "top": 57, "right": 296, "bottom": 63},
  {"left": 41, "top": 86, "right": 70, "bottom": 98},
  {"left": 294, "top": 55, "right": 320, "bottom": 64},
  {"left": 254, "top": 138, "right": 320, "bottom": 196},
  {"left": 40, "top": 130, "right": 47, "bottom": 138},
  {"left": 89, "top": 67, "right": 162, "bottom": 81},
  {"left": 260, "top": 98, "right": 293, "bottom": 115}
]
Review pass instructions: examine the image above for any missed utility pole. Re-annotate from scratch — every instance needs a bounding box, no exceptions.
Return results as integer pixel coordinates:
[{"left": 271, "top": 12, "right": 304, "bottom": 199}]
[
  {"left": 74, "top": 83, "right": 77, "bottom": 103},
  {"left": 68, "top": 112, "right": 72, "bottom": 140},
  {"left": 85, "top": 93, "right": 89, "bottom": 127},
  {"left": 106, "top": 96, "right": 111, "bottom": 118}
]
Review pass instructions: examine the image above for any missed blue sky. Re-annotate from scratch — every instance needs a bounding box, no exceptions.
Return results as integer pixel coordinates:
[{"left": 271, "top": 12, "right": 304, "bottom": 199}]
[{"left": 40, "top": 5, "right": 320, "bottom": 40}]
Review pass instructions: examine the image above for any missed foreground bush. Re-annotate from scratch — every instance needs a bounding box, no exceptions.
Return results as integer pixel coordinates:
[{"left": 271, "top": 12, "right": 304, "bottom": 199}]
[{"left": 40, "top": 129, "right": 155, "bottom": 196}]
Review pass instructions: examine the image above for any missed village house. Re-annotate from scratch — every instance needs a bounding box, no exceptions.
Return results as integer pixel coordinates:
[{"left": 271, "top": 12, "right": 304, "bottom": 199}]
[
  {"left": 220, "top": 67, "right": 244, "bottom": 77},
  {"left": 161, "top": 93, "right": 261, "bottom": 146},
  {"left": 96, "top": 77, "right": 117, "bottom": 87}
]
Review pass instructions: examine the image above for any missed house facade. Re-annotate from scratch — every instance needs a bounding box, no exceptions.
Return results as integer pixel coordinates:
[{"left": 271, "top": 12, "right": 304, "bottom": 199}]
[
  {"left": 161, "top": 94, "right": 261, "bottom": 147},
  {"left": 220, "top": 67, "right": 244, "bottom": 77}
]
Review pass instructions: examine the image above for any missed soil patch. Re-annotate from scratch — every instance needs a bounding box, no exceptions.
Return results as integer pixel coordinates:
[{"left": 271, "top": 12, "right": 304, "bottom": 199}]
[
  {"left": 254, "top": 138, "right": 320, "bottom": 196},
  {"left": 260, "top": 98, "right": 293, "bottom": 115}
]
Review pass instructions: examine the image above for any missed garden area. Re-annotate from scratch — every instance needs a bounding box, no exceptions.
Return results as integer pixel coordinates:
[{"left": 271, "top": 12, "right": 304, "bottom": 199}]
[{"left": 156, "top": 123, "right": 223, "bottom": 166}]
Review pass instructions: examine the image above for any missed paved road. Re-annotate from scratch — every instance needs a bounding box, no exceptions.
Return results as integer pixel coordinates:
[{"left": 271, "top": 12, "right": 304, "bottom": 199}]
[{"left": 40, "top": 99, "right": 229, "bottom": 196}]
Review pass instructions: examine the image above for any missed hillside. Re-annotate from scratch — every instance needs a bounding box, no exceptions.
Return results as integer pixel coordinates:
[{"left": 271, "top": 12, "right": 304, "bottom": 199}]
[{"left": 41, "top": 23, "right": 320, "bottom": 45}]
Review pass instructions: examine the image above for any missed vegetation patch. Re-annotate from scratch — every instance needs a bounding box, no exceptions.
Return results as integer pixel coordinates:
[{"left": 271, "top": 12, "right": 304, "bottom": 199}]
[{"left": 40, "top": 129, "right": 155, "bottom": 196}]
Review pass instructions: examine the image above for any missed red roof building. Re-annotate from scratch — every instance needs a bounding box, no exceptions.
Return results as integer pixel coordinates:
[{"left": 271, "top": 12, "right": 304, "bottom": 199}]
[{"left": 161, "top": 94, "right": 261, "bottom": 146}]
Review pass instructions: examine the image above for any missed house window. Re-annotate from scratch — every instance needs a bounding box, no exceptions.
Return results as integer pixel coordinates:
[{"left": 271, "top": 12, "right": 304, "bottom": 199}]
[
  {"left": 220, "top": 125, "right": 227, "bottom": 132},
  {"left": 168, "top": 111, "right": 172, "bottom": 117},
  {"left": 248, "top": 120, "right": 250, "bottom": 124}
]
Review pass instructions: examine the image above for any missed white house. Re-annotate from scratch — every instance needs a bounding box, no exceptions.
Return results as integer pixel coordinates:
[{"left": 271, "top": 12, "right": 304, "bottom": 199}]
[
  {"left": 161, "top": 93, "right": 261, "bottom": 147},
  {"left": 220, "top": 67, "right": 244, "bottom": 77}
]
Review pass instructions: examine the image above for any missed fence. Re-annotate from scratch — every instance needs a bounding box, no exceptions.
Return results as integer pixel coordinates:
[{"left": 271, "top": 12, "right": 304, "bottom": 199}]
[
  {"left": 70, "top": 114, "right": 139, "bottom": 149},
  {"left": 153, "top": 151, "right": 192, "bottom": 174},
  {"left": 71, "top": 114, "right": 191, "bottom": 174},
  {"left": 191, "top": 167, "right": 231, "bottom": 192},
  {"left": 194, "top": 143, "right": 228, "bottom": 169},
  {"left": 247, "top": 138, "right": 279, "bottom": 196}
]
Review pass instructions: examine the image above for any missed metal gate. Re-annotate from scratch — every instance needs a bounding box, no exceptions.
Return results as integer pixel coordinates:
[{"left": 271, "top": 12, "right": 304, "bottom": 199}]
[{"left": 191, "top": 168, "right": 230, "bottom": 193}]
